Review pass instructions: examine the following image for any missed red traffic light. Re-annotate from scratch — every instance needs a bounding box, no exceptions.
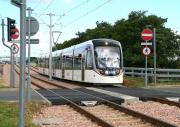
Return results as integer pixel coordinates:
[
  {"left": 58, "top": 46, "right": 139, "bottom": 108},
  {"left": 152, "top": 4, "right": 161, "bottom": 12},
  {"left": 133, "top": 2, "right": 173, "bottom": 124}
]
[{"left": 7, "top": 17, "right": 17, "bottom": 41}]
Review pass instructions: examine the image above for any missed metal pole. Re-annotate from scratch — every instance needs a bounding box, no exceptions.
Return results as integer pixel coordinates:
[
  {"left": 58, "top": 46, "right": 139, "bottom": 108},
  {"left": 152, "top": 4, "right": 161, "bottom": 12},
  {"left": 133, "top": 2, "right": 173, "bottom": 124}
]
[
  {"left": 1, "top": 19, "right": 14, "bottom": 87},
  {"left": 12, "top": 53, "right": 15, "bottom": 87},
  {"left": 26, "top": 7, "right": 33, "bottom": 101},
  {"left": 48, "top": 13, "right": 54, "bottom": 80},
  {"left": 153, "top": 28, "right": 157, "bottom": 87},
  {"left": 10, "top": 49, "right": 14, "bottom": 87},
  {"left": 19, "top": 0, "right": 26, "bottom": 127},
  {"left": 145, "top": 55, "right": 148, "bottom": 87}
]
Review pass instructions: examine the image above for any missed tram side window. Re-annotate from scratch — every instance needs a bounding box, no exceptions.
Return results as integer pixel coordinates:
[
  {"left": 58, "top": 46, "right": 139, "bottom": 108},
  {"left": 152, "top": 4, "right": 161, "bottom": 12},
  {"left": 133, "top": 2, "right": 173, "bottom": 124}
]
[
  {"left": 38, "top": 58, "right": 41, "bottom": 67},
  {"left": 86, "top": 50, "right": 93, "bottom": 69},
  {"left": 39, "top": 58, "right": 43, "bottom": 67},
  {"left": 52, "top": 57, "right": 55, "bottom": 69},
  {"left": 54, "top": 57, "right": 58, "bottom": 69},
  {"left": 39, "top": 58, "right": 42, "bottom": 67},
  {"left": 55, "top": 57, "right": 60, "bottom": 69},
  {"left": 65, "top": 56, "right": 73, "bottom": 70},
  {"left": 41, "top": 58, "right": 44, "bottom": 68},
  {"left": 45, "top": 58, "right": 49, "bottom": 68},
  {"left": 42, "top": 58, "right": 45, "bottom": 68},
  {"left": 74, "top": 56, "right": 81, "bottom": 70},
  {"left": 59, "top": 57, "right": 62, "bottom": 69}
]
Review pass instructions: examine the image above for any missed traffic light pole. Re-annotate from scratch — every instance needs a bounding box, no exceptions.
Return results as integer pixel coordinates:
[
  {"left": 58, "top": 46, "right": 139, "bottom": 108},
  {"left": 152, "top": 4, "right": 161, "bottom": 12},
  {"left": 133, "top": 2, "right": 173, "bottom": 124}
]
[
  {"left": 1, "top": 19, "right": 15, "bottom": 88},
  {"left": 11, "top": 52, "right": 15, "bottom": 88}
]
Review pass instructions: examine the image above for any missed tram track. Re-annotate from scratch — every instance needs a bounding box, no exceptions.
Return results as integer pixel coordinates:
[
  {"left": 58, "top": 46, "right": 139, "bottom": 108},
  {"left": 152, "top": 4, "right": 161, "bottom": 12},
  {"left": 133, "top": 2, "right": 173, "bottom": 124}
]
[
  {"left": 29, "top": 66, "right": 180, "bottom": 108},
  {"left": 31, "top": 81, "right": 178, "bottom": 127},
  {"left": 14, "top": 65, "right": 179, "bottom": 127},
  {"left": 151, "top": 97, "right": 180, "bottom": 108}
]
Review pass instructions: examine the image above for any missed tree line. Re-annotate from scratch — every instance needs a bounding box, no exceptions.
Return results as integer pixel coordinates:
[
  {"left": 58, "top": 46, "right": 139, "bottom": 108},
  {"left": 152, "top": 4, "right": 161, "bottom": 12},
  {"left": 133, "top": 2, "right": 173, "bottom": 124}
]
[{"left": 53, "top": 11, "right": 180, "bottom": 68}]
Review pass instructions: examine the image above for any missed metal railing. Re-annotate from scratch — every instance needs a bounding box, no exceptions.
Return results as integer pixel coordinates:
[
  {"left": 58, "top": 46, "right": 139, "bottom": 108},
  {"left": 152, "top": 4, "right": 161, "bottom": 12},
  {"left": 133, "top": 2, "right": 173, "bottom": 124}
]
[{"left": 124, "top": 67, "right": 180, "bottom": 81}]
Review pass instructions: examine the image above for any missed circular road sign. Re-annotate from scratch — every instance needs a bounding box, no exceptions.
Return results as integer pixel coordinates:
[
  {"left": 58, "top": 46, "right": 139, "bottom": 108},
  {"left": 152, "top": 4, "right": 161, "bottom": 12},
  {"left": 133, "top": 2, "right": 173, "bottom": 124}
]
[
  {"left": 141, "top": 29, "right": 153, "bottom": 41},
  {"left": 11, "top": 28, "right": 19, "bottom": 40},
  {"left": 26, "top": 17, "right": 39, "bottom": 36},
  {"left": 11, "top": 43, "right": 19, "bottom": 54},
  {"left": 142, "top": 46, "right": 151, "bottom": 56}
]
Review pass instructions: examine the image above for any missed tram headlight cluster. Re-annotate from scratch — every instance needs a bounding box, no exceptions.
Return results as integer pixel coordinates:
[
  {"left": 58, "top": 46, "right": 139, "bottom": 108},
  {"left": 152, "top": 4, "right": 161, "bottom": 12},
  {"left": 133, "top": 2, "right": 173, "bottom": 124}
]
[{"left": 97, "top": 69, "right": 120, "bottom": 76}]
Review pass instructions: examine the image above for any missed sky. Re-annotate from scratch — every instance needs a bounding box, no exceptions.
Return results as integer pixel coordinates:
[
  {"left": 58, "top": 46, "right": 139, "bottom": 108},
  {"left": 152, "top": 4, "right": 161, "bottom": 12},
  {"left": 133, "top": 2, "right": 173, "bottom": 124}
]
[{"left": 0, "top": 0, "right": 180, "bottom": 57}]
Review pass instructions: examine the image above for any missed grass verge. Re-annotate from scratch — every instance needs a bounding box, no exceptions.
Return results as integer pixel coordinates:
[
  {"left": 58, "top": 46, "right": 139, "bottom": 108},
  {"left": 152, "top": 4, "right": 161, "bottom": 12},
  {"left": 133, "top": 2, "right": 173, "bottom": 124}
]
[
  {"left": 124, "top": 76, "right": 180, "bottom": 88},
  {"left": 0, "top": 102, "right": 47, "bottom": 127}
]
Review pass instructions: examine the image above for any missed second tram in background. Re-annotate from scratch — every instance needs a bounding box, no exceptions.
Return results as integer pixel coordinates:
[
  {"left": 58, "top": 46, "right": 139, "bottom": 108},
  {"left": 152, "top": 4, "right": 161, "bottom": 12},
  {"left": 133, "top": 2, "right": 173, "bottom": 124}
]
[{"left": 38, "top": 38, "right": 123, "bottom": 85}]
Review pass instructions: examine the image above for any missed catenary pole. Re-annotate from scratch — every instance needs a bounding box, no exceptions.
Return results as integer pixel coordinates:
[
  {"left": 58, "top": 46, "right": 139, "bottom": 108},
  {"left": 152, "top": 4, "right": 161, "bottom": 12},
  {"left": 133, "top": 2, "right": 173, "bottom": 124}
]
[
  {"left": 26, "top": 7, "right": 33, "bottom": 101},
  {"left": 153, "top": 28, "right": 157, "bottom": 86},
  {"left": 19, "top": 0, "right": 26, "bottom": 126},
  {"left": 48, "top": 13, "right": 54, "bottom": 80}
]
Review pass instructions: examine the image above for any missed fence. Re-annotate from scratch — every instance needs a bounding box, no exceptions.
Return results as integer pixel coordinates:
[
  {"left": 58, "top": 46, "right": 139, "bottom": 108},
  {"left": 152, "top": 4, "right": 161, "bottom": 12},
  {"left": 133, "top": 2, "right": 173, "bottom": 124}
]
[{"left": 124, "top": 67, "right": 180, "bottom": 81}]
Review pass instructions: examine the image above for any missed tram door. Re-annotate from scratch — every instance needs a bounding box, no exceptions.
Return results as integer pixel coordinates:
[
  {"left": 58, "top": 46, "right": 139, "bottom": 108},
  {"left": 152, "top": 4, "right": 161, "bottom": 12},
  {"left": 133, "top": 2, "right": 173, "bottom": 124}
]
[
  {"left": 52, "top": 57, "right": 55, "bottom": 77},
  {"left": 81, "top": 56, "right": 85, "bottom": 81},
  {"left": 62, "top": 56, "right": 65, "bottom": 78},
  {"left": 82, "top": 49, "right": 90, "bottom": 82}
]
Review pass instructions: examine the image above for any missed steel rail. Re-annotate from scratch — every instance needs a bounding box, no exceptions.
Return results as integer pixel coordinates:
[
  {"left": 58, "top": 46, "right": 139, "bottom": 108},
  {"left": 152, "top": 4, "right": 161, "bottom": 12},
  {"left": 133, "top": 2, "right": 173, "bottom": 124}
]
[
  {"left": 15, "top": 65, "right": 178, "bottom": 127},
  {"left": 15, "top": 66, "right": 113, "bottom": 127},
  {"left": 16, "top": 65, "right": 65, "bottom": 88},
  {"left": 31, "top": 82, "right": 114, "bottom": 127},
  {"left": 30, "top": 77, "right": 177, "bottom": 127},
  {"left": 15, "top": 68, "right": 45, "bottom": 89},
  {"left": 151, "top": 97, "right": 180, "bottom": 108},
  {"left": 104, "top": 101, "right": 177, "bottom": 127}
]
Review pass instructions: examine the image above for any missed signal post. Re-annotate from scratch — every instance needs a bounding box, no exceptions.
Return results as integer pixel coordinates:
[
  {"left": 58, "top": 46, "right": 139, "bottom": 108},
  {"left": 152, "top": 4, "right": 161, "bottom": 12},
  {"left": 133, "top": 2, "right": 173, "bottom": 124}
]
[{"left": 141, "top": 29, "right": 153, "bottom": 87}]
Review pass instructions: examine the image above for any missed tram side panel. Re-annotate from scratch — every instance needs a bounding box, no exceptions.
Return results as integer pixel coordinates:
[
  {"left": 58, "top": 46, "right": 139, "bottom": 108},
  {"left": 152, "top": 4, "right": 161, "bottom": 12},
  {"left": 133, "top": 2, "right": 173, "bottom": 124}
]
[
  {"left": 38, "top": 39, "right": 124, "bottom": 85},
  {"left": 54, "top": 55, "right": 62, "bottom": 78}
]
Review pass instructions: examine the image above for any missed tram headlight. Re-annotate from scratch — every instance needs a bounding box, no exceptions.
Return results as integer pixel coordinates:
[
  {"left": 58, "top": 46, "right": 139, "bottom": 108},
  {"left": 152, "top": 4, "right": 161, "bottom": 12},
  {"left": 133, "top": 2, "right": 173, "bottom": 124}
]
[
  {"left": 105, "top": 70, "right": 109, "bottom": 75},
  {"left": 112, "top": 70, "right": 116, "bottom": 75},
  {"left": 97, "top": 69, "right": 120, "bottom": 76}
]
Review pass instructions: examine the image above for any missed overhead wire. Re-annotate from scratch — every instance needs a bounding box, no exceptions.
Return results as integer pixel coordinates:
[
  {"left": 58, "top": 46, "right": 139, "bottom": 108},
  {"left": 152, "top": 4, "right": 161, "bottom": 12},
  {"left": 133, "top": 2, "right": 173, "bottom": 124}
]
[
  {"left": 65, "top": 0, "right": 90, "bottom": 15},
  {"left": 36, "top": 0, "right": 56, "bottom": 19},
  {"left": 32, "top": 13, "right": 49, "bottom": 26},
  {"left": 54, "top": 0, "right": 90, "bottom": 26},
  {"left": 63, "top": 0, "right": 112, "bottom": 28},
  {"left": 41, "top": 0, "right": 56, "bottom": 13},
  {"left": 32, "top": 0, "right": 42, "bottom": 10},
  {"left": 29, "top": 0, "right": 112, "bottom": 44}
]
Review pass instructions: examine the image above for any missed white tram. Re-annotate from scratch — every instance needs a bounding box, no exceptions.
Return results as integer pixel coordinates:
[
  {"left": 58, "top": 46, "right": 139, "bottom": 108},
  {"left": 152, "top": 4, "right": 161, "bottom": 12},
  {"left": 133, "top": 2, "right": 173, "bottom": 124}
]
[{"left": 38, "top": 39, "right": 123, "bottom": 85}]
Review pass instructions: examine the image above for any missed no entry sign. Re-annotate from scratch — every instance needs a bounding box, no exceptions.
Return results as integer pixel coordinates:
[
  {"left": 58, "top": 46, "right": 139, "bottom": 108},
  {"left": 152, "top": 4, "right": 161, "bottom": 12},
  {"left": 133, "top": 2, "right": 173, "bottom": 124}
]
[{"left": 141, "top": 29, "right": 153, "bottom": 41}]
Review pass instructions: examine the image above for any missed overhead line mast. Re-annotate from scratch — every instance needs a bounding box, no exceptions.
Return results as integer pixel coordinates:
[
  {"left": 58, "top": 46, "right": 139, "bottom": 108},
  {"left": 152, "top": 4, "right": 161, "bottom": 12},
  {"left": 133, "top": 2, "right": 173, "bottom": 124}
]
[{"left": 47, "top": 13, "right": 54, "bottom": 80}]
